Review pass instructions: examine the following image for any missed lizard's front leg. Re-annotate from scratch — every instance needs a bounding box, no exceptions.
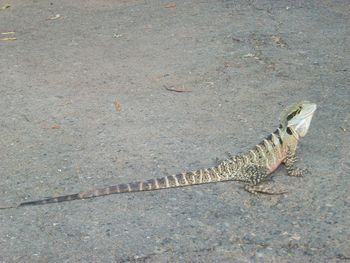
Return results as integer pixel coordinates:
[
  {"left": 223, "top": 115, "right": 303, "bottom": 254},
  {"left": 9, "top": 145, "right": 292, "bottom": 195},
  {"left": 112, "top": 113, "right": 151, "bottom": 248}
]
[{"left": 283, "top": 148, "right": 307, "bottom": 177}]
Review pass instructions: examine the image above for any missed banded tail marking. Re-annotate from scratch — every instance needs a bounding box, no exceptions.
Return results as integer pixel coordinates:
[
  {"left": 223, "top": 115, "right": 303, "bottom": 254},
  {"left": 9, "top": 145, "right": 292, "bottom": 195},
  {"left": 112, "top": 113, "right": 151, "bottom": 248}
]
[{"left": 18, "top": 164, "right": 234, "bottom": 207}]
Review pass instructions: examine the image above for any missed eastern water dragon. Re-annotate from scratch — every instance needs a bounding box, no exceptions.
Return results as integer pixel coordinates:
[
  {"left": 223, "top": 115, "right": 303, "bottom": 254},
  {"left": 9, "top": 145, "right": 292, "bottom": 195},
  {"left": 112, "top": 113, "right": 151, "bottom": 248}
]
[{"left": 1, "top": 101, "right": 317, "bottom": 208}]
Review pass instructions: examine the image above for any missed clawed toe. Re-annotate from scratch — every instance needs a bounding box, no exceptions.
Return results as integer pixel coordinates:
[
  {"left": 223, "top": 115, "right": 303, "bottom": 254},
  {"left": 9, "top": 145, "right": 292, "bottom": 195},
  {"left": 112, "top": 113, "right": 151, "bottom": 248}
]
[
  {"left": 244, "top": 184, "right": 287, "bottom": 195},
  {"left": 289, "top": 168, "right": 307, "bottom": 177}
]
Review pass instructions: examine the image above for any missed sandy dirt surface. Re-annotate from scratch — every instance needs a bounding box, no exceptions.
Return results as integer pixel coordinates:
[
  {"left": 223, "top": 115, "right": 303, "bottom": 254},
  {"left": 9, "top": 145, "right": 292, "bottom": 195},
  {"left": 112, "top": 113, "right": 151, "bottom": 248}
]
[{"left": 0, "top": 0, "right": 349, "bottom": 262}]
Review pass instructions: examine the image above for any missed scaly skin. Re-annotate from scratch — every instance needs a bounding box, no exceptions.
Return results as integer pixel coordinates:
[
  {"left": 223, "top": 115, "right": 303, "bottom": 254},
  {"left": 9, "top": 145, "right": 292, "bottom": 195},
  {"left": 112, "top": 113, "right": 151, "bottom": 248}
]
[{"left": 9, "top": 101, "right": 316, "bottom": 208}]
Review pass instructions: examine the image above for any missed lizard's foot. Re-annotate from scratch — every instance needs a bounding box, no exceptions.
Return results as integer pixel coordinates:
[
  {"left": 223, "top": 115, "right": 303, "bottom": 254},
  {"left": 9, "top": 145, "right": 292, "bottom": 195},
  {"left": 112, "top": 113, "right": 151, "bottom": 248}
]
[
  {"left": 244, "top": 183, "right": 287, "bottom": 195},
  {"left": 288, "top": 168, "right": 309, "bottom": 177}
]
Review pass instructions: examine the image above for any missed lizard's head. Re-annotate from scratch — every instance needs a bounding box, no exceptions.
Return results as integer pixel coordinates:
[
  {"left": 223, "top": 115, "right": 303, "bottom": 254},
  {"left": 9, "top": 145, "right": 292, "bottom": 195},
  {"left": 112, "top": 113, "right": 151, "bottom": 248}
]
[{"left": 279, "top": 101, "right": 317, "bottom": 138}]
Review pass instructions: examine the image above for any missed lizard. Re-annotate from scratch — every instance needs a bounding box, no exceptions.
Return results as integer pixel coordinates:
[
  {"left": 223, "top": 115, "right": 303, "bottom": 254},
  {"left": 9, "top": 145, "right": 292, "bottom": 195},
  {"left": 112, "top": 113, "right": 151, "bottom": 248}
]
[{"left": 2, "top": 101, "right": 316, "bottom": 208}]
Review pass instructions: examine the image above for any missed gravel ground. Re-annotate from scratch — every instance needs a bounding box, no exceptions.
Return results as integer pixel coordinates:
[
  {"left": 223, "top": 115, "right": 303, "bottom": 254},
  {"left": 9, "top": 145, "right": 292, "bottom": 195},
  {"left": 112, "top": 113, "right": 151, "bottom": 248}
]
[{"left": 0, "top": 0, "right": 349, "bottom": 262}]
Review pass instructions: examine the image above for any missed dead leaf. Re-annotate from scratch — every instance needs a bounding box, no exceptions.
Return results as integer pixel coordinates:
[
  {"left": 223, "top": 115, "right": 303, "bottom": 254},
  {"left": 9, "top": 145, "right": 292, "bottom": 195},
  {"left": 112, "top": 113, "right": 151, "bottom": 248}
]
[
  {"left": 51, "top": 124, "right": 61, "bottom": 129},
  {"left": 164, "top": 85, "right": 191, "bottom": 93},
  {"left": 0, "top": 37, "right": 16, "bottom": 41},
  {"left": 291, "top": 234, "right": 301, "bottom": 241},
  {"left": 271, "top": 36, "right": 287, "bottom": 47},
  {"left": 243, "top": 53, "right": 255, "bottom": 58},
  {"left": 163, "top": 3, "right": 176, "bottom": 8},
  {"left": 231, "top": 37, "right": 242, "bottom": 42},
  {"left": 0, "top": 4, "right": 10, "bottom": 10},
  {"left": 48, "top": 14, "right": 61, "bottom": 20},
  {"left": 113, "top": 33, "right": 123, "bottom": 38},
  {"left": 267, "top": 63, "right": 276, "bottom": 70},
  {"left": 242, "top": 53, "right": 260, "bottom": 60},
  {"left": 114, "top": 98, "right": 122, "bottom": 112}
]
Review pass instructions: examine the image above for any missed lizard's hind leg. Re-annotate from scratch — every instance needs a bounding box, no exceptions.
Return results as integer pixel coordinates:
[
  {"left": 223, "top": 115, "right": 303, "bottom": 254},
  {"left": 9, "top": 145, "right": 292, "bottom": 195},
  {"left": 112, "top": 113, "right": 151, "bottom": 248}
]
[
  {"left": 244, "top": 183, "right": 287, "bottom": 195},
  {"left": 243, "top": 165, "right": 287, "bottom": 195}
]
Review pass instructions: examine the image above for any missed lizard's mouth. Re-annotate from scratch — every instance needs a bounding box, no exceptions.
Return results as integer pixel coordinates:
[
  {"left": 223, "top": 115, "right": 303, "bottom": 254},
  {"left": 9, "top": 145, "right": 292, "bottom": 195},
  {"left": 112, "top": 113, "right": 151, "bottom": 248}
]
[
  {"left": 304, "top": 104, "right": 317, "bottom": 116},
  {"left": 290, "top": 104, "right": 317, "bottom": 138}
]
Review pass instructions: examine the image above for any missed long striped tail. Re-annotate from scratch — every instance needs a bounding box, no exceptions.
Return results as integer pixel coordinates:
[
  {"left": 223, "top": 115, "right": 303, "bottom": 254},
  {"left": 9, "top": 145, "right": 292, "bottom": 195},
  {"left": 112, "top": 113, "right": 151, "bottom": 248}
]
[{"left": 18, "top": 166, "right": 231, "bottom": 207}]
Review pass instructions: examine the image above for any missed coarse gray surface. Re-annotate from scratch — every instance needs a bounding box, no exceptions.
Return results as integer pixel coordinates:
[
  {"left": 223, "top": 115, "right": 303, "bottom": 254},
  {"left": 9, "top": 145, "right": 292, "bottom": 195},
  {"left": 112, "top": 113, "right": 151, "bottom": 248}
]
[{"left": 0, "top": 0, "right": 349, "bottom": 262}]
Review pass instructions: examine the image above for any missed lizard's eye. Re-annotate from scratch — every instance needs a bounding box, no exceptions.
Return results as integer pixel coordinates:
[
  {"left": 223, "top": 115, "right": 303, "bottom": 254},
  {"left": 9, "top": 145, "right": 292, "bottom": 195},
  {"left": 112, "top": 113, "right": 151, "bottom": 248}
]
[
  {"left": 286, "top": 107, "right": 302, "bottom": 121},
  {"left": 286, "top": 110, "right": 298, "bottom": 121}
]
